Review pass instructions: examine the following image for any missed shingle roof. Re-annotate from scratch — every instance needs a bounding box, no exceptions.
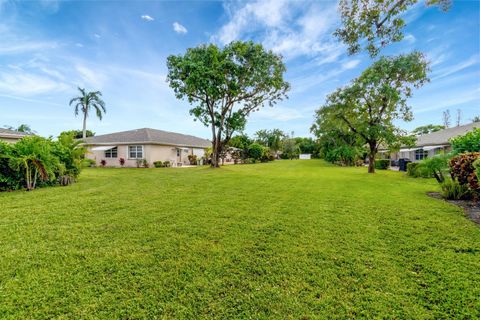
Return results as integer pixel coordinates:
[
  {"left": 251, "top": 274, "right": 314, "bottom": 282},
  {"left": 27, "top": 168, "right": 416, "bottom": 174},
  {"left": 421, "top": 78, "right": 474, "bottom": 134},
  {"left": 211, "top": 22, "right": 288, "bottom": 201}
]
[
  {"left": 0, "top": 128, "right": 32, "bottom": 138},
  {"left": 83, "top": 128, "right": 211, "bottom": 148},
  {"left": 415, "top": 122, "right": 479, "bottom": 146}
]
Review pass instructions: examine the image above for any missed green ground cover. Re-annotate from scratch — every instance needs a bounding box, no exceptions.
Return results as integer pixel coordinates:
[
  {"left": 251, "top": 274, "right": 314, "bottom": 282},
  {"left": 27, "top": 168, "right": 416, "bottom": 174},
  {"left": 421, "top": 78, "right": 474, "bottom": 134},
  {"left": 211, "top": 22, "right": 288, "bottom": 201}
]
[{"left": 0, "top": 160, "right": 479, "bottom": 319}]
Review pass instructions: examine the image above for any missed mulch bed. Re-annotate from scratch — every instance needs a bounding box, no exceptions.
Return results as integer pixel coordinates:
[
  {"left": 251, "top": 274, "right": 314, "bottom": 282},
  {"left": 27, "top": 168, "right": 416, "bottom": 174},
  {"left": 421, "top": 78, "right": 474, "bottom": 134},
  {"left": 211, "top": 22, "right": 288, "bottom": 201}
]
[{"left": 427, "top": 192, "right": 480, "bottom": 224}]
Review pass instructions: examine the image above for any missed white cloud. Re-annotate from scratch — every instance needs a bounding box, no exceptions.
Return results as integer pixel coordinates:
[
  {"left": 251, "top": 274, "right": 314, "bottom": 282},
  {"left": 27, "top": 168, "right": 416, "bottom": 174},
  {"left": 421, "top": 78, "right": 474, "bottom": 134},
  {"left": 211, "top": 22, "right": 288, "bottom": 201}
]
[
  {"left": 75, "top": 65, "right": 107, "bottom": 89},
  {"left": 93, "top": 33, "right": 101, "bottom": 39},
  {"left": 341, "top": 59, "right": 361, "bottom": 70},
  {"left": 0, "top": 41, "right": 58, "bottom": 55},
  {"left": 415, "top": 87, "right": 480, "bottom": 113},
  {"left": 214, "top": 1, "right": 342, "bottom": 61},
  {"left": 253, "top": 106, "right": 304, "bottom": 122},
  {"left": 75, "top": 43, "right": 84, "bottom": 48},
  {"left": 141, "top": 15, "right": 154, "bottom": 22},
  {"left": 0, "top": 71, "right": 68, "bottom": 96},
  {"left": 403, "top": 34, "right": 416, "bottom": 44},
  {"left": 432, "top": 55, "right": 479, "bottom": 80},
  {"left": 173, "top": 22, "right": 187, "bottom": 34}
]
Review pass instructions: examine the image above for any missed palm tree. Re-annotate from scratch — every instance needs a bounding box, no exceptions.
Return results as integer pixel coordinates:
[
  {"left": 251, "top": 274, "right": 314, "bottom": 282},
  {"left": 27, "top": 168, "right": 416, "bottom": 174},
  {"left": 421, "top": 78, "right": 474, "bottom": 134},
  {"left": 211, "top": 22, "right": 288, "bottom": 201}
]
[{"left": 69, "top": 87, "right": 106, "bottom": 140}]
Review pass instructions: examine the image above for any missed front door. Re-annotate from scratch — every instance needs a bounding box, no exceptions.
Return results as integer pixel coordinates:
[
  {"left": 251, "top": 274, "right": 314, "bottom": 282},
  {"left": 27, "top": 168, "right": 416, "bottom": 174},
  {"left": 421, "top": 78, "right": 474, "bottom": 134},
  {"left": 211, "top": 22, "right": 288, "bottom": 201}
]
[{"left": 176, "top": 148, "right": 182, "bottom": 165}]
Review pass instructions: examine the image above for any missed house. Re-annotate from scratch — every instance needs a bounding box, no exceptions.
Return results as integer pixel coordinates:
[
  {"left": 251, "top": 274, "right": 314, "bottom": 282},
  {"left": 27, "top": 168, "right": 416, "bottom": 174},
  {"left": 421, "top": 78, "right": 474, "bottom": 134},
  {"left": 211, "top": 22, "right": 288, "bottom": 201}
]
[
  {"left": 383, "top": 122, "right": 479, "bottom": 163},
  {"left": 0, "top": 128, "right": 31, "bottom": 143},
  {"left": 82, "top": 128, "right": 211, "bottom": 167}
]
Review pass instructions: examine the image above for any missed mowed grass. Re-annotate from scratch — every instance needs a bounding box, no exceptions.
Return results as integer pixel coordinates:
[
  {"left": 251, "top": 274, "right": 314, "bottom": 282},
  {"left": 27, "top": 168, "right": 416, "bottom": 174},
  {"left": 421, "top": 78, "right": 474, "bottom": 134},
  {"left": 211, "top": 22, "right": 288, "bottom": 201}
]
[{"left": 0, "top": 160, "right": 479, "bottom": 319}]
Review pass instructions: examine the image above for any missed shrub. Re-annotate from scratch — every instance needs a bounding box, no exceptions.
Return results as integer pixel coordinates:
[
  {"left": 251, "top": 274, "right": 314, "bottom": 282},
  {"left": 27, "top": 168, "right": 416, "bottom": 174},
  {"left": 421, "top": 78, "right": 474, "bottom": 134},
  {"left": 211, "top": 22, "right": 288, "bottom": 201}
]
[
  {"left": 406, "top": 162, "right": 431, "bottom": 178},
  {"left": 441, "top": 179, "right": 471, "bottom": 200},
  {"left": 119, "top": 158, "right": 125, "bottom": 167},
  {"left": 142, "top": 159, "right": 149, "bottom": 168},
  {"left": 100, "top": 159, "right": 107, "bottom": 167},
  {"left": 474, "top": 159, "right": 480, "bottom": 180},
  {"left": 248, "top": 143, "right": 264, "bottom": 160},
  {"left": 450, "top": 128, "right": 480, "bottom": 153},
  {"left": 135, "top": 159, "right": 143, "bottom": 168},
  {"left": 243, "top": 158, "right": 256, "bottom": 164},
  {"left": 81, "top": 158, "right": 96, "bottom": 168},
  {"left": 0, "top": 135, "right": 85, "bottom": 191},
  {"left": 163, "top": 161, "right": 171, "bottom": 167},
  {"left": 153, "top": 161, "right": 164, "bottom": 168},
  {"left": 416, "top": 154, "right": 449, "bottom": 183},
  {"left": 374, "top": 159, "right": 390, "bottom": 170},
  {"left": 449, "top": 152, "right": 480, "bottom": 199},
  {"left": 407, "top": 162, "right": 418, "bottom": 177},
  {"left": 188, "top": 154, "right": 197, "bottom": 165}
]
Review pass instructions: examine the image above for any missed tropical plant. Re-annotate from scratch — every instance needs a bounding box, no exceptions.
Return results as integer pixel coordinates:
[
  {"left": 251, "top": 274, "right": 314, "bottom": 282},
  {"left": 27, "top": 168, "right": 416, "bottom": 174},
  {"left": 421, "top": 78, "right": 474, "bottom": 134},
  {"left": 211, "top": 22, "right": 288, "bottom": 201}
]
[
  {"left": 54, "top": 131, "right": 85, "bottom": 178},
  {"left": 416, "top": 154, "right": 449, "bottom": 183},
  {"left": 450, "top": 128, "right": 480, "bottom": 153},
  {"left": 100, "top": 160, "right": 107, "bottom": 167},
  {"left": 60, "top": 129, "right": 95, "bottom": 139},
  {"left": 188, "top": 154, "right": 197, "bottom": 165},
  {"left": 69, "top": 87, "right": 106, "bottom": 140},
  {"left": 119, "top": 158, "right": 125, "bottom": 167},
  {"left": 449, "top": 152, "right": 480, "bottom": 199},
  {"left": 441, "top": 179, "right": 471, "bottom": 200},
  {"left": 4, "top": 124, "right": 35, "bottom": 134},
  {"left": 166, "top": 41, "right": 289, "bottom": 167},
  {"left": 8, "top": 136, "right": 59, "bottom": 190}
]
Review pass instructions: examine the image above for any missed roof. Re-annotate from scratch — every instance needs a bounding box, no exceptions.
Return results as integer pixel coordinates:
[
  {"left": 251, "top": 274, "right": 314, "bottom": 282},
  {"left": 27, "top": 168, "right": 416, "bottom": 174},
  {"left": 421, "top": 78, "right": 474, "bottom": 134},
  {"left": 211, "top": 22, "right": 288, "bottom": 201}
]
[
  {"left": 415, "top": 122, "right": 479, "bottom": 147},
  {"left": 83, "top": 128, "right": 211, "bottom": 148},
  {"left": 0, "top": 128, "right": 32, "bottom": 139}
]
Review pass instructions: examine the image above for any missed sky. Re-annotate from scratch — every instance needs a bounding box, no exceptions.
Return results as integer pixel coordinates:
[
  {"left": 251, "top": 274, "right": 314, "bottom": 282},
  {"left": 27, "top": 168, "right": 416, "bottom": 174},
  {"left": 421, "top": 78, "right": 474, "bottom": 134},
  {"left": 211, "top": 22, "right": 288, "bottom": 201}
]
[{"left": 0, "top": 0, "right": 479, "bottom": 139}]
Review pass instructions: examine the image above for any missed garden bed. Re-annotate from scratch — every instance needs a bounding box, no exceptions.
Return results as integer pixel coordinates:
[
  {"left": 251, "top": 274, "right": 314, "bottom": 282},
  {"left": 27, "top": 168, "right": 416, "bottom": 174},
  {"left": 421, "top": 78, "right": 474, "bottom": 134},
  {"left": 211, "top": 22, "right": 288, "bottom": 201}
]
[{"left": 427, "top": 192, "right": 480, "bottom": 224}]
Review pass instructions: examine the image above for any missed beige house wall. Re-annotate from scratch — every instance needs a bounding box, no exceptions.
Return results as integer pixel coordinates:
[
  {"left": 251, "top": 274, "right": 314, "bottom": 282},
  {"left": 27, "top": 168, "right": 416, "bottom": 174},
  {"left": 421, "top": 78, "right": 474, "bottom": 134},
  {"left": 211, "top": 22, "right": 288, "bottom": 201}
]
[
  {"left": 85, "top": 144, "right": 207, "bottom": 167},
  {"left": 0, "top": 137, "right": 21, "bottom": 144}
]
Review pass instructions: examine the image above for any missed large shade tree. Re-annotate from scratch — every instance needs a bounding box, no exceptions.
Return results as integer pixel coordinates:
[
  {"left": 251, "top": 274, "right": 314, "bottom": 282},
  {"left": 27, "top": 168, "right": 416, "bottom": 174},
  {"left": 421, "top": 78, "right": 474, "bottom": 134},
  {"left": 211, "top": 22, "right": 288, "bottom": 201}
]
[
  {"left": 166, "top": 41, "right": 290, "bottom": 167},
  {"left": 69, "top": 87, "right": 106, "bottom": 140},
  {"left": 314, "top": 52, "right": 429, "bottom": 173},
  {"left": 335, "top": 0, "right": 450, "bottom": 57}
]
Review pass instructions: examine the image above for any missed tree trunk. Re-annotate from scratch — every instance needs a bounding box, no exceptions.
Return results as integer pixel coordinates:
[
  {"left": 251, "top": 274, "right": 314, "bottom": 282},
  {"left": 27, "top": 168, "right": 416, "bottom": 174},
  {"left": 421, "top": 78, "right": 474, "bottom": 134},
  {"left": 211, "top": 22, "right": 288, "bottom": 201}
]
[
  {"left": 82, "top": 111, "right": 87, "bottom": 140},
  {"left": 368, "top": 141, "right": 377, "bottom": 174}
]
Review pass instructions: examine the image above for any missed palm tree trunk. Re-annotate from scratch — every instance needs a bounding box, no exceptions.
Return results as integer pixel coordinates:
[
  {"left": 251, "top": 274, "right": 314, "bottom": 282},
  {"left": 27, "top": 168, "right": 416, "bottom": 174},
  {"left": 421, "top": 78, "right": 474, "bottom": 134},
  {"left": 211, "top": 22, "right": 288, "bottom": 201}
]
[{"left": 82, "top": 110, "right": 88, "bottom": 140}]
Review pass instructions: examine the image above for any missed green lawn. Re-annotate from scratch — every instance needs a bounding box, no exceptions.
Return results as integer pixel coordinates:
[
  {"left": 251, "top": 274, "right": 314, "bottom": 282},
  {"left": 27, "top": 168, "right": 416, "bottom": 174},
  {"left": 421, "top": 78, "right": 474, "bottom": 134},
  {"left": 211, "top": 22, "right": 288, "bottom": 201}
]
[{"left": 0, "top": 160, "right": 479, "bottom": 319}]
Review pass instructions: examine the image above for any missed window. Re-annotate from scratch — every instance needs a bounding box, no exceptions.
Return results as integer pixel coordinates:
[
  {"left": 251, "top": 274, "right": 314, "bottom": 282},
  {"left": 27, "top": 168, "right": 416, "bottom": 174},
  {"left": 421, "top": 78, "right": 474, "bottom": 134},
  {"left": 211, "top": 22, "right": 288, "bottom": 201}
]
[
  {"left": 129, "top": 145, "right": 143, "bottom": 159},
  {"left": 176, "top": 149, "right": 180, "bottom": 157},
  {"left": 105, "top": 147, "right": 118, "bottom": 158},
  {"left": 415, "top": 149, "right": 428, "bottom": 161}
]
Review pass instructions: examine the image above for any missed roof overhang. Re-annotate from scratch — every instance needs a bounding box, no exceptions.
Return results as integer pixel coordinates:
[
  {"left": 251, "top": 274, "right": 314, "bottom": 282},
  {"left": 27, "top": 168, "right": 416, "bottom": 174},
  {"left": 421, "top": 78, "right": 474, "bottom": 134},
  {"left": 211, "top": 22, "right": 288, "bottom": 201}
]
[
  {"left": 422, "top": 145, "right": 448, "bottom": 151},
  {"left": 91, "top": 145, "right": 116, "bottom": 151},
  {"left": 82, "top": 141, "right": 210, "bottom": 149}
]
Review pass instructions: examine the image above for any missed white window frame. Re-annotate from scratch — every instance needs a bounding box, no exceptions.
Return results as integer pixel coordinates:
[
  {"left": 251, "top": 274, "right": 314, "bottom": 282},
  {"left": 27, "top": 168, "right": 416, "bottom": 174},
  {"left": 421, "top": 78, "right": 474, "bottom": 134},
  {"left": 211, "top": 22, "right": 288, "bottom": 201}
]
[
  {"left": 105, "top": 147, "right": 118, "bottom": 158},
  {"left": 128, "top": 145, "right": 144, "bottom": 159},
  {"left": 415, "top": 149, "right": 428, "bottom": 161}
]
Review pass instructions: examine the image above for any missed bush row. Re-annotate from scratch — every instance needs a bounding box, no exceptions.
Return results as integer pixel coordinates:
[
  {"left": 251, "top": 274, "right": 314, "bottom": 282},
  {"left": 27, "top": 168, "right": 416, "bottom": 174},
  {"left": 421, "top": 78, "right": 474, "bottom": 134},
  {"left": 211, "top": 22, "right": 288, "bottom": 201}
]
[{"left": 0, "top": 134, "right": 84, "bottom": 191}]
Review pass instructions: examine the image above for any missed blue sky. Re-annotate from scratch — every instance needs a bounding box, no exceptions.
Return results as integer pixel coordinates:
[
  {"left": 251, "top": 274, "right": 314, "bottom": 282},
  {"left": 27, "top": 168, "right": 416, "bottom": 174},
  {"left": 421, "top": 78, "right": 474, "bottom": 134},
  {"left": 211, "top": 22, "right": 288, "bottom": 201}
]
[{"left": 0, "top": 0, "right": 478, "bottom": 139}]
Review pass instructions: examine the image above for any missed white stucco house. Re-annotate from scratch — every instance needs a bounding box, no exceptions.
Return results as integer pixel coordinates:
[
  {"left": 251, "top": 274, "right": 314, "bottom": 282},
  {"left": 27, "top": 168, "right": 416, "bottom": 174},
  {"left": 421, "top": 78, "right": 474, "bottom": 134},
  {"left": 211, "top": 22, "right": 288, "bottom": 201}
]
[
  {"left": 381, "top": 122, "right": 479, "bottom": 163},
  {"left": 0, "top": 128, "right": 32, "bottom": 143},
  {"left": 82, "top": 128, "right": 211, "bottom": 167}
]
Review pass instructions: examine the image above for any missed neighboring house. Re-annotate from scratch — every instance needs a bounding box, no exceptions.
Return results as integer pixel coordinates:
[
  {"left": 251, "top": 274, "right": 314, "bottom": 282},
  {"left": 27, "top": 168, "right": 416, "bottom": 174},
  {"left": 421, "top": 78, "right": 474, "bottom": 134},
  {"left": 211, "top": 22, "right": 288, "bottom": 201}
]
[
  {"left": 382, "top": 122, "right": 479, "bottom": 163},
  {"left": 83, "top": 128, "right": 211, "bottom": 167},
  {"left": 0, "top": 128, "right": 31, "bottom": 143}
]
